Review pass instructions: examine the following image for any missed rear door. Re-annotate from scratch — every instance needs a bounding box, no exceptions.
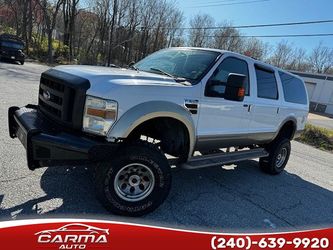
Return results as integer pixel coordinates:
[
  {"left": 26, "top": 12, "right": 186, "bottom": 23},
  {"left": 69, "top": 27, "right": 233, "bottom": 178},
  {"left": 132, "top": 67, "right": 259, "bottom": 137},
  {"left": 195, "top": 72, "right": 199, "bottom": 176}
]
[{"left": 248, "top": 64, "right": 281, "bottom": 139}]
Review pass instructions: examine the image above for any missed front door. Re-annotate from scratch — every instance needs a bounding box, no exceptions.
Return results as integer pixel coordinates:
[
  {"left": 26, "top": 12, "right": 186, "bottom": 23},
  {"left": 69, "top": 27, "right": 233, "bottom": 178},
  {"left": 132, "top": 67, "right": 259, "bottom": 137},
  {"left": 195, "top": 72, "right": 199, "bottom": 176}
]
[{"left": 196, "top": 55, "right": 252, "bottom": 150}]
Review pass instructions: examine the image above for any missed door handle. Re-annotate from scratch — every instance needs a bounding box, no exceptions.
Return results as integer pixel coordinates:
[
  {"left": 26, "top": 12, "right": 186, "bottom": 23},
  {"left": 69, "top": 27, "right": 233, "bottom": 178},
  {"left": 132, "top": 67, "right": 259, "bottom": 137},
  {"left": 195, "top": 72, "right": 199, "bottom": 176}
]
[{"left": 243, "top": 104, "right": 252, "bottom": 112}]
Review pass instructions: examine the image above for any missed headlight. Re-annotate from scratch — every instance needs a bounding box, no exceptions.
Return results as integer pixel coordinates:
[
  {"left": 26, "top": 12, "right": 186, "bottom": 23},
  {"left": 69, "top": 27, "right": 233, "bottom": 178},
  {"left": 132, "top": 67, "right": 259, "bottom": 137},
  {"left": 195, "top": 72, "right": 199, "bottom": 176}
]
[{"left": 83, "top": 96, "right": 118, "bottom": 136}]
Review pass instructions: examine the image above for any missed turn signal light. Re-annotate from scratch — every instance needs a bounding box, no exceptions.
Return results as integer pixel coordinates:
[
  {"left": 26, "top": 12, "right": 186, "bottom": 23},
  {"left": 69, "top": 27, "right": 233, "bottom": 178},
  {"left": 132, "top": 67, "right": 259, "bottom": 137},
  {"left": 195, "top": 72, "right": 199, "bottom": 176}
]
[
  {"left": 238, "top": 87, "right": 245, "bottom": 97},
  {"left": 87, "top": 108, "right": 116, "bottom": 119}
]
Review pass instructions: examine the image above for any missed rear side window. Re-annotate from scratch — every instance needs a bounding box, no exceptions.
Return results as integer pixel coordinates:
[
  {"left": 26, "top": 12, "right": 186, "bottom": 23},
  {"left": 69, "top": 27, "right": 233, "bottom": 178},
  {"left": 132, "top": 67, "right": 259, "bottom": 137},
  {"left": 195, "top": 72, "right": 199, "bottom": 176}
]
[
  {"left": 255, "top": 66, "right": 278, "bottom": 100},
  {"left": 279, "top": 72, "right": 307, "bottom": 104}
]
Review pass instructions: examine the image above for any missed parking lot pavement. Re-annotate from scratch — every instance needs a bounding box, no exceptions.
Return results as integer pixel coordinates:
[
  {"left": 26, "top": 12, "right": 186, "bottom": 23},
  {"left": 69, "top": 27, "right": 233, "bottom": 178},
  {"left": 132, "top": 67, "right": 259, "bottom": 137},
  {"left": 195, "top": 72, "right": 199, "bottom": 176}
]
[
  {"left": 307, "top": 113, "right": 333, "bottom": 130},
  {"left": 0, "top": 61, "right": 332, "bottom": 232}
]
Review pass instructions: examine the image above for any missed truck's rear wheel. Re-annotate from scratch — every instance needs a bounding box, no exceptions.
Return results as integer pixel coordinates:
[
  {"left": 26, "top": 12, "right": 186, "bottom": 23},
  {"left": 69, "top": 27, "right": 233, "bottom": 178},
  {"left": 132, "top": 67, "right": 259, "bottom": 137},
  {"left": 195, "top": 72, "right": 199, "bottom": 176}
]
[
  {"left": 94, "top": 142, "right": 171, "bottom": 216},
  {"left": 259, "top": 138, "right": 291, "bottom": 175}
]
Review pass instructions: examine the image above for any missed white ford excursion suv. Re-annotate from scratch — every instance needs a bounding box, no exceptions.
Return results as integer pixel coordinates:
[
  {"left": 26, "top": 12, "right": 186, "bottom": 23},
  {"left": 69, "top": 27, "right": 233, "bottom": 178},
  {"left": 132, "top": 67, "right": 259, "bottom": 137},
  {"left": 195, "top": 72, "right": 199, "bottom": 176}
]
[{"left": 8, "top": 47, "right": 309, "bottom": 216}]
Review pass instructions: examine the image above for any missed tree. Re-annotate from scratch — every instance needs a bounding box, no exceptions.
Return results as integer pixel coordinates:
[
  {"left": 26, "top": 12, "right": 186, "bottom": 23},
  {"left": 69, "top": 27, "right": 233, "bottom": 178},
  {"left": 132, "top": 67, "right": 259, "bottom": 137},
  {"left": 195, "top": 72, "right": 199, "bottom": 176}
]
[
  {"left": 139, "top": 0, "right": 158, "bottom": 58},
  {"left": 188, "top": 13, "right": 214, "bottom": 47},
  {"left": 121, "top": 0, "right": 141, "bottom": 63},
  {"left": 243, "top": 37, "right": 269, "bottom": 61},
  {"left": 288, "top": 48, "right": 310, "bottom": 72},
  {"left": 308, "top": 42, "right": 333, "bottom": 74},
  {"left": 62, "top": 0, "right": 80, "bottom": 61},
  {"left": 3, "top": 0, "right": 35, "bottom": 55},
  {"left": 2, "top": 0, "right": 330, "bottom": 72},
  {"left": 76, "top": 10, "right": 100, "bottom": 64},
  {"left": 36, "top": 0, "right": 64, "bottom": 63},
  {"left": 212, "top": 22, "right": 243, "bottom": 53},
  {"left": 268, "top": 40, "right": 294, "bottom": 69},
  {"left": 91, "top": 0, "right": 111, "bottom": 64},
  {"left": 165, "top": 8, "right": 184, "bottom": 47}
]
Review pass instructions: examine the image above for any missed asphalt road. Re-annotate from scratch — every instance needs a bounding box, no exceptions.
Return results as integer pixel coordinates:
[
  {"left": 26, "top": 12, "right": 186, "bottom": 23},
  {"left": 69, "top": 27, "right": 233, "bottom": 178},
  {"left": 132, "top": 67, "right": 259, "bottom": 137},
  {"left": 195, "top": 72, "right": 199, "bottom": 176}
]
[{"left": 0, "top": 61, "right": 332, "bottom": 232}]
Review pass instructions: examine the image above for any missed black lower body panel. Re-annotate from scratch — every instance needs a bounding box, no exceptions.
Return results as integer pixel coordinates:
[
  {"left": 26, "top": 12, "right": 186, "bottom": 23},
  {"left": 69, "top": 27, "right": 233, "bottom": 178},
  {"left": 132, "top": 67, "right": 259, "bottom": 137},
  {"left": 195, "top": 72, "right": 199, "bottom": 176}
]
[
  {"left": 0, "top": 53, "right": 24, "bottom": 63},
  {"left": 8, "top": 105, "right": 118, "bottom": 170}
]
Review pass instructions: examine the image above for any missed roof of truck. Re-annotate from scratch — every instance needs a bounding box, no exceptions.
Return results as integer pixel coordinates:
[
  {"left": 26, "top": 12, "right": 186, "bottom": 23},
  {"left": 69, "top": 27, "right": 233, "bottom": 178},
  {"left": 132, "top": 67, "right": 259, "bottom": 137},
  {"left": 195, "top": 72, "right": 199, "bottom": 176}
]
[{"left": 0, "top": 33, "right": 24, "bottom": 44}]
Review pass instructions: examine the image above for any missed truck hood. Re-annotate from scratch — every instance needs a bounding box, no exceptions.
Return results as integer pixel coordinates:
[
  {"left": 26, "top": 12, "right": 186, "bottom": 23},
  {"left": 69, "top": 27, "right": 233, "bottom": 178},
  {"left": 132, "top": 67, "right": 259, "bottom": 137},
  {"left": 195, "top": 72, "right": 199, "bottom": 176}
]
[
  {"left": 52, "top": 65, "right": 199, "bottom": 120},
  {"left": 54, "top": 65, "right": 188, "bottom": 87}
]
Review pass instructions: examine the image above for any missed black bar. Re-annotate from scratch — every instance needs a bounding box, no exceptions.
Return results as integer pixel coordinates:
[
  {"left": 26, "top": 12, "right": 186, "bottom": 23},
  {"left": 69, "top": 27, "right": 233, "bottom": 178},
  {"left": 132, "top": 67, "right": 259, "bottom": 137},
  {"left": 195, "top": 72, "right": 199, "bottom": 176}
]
[{"left": 8, "top": 105, "right": 118, "bottom": 170}]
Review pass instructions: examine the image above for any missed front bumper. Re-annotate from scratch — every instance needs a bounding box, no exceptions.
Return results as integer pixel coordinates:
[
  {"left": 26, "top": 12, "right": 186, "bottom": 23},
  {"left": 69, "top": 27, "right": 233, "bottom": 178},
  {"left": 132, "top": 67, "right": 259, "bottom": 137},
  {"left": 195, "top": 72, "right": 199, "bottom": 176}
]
[
  {"left": 8, "top": 105, "right": 118, "bottom": 170},
  {"left": 0, "top": 53, "right": 24, "bottom": 61}
]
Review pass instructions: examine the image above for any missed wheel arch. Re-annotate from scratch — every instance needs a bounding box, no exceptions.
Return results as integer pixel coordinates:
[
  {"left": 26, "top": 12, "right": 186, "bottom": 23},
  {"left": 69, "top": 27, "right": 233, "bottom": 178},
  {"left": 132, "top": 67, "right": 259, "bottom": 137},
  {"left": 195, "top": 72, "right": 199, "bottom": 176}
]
[
  {"left": 276, "top": 117, "right": 297, "bottom": 140},
  {"left": 107, "top": 101, "right": 196, "bottom": 159}
]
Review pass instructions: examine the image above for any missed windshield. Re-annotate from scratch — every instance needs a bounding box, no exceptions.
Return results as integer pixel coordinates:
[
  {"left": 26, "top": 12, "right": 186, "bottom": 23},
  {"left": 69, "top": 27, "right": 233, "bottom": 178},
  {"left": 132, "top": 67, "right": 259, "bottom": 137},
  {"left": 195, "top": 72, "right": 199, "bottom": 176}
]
[
  {"left": 0, "top": 41, "right": 24, "bottom": 50},
  {"left": 134, "top": 49, "right": 220, "bottom": 82}
]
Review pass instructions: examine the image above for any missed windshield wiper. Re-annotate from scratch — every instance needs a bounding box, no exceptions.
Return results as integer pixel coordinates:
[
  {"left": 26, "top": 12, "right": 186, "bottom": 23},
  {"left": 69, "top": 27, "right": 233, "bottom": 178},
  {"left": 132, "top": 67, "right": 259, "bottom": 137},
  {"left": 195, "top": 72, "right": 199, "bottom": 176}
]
[
  {"left": 150, "top": 67, "right": 174, "bottom": 78},
  {"left": 129, "top": 63, "right": 139, "bottom": 71},
  {"left": 150, "top": 67, "right": 191, "bottom": 85}
]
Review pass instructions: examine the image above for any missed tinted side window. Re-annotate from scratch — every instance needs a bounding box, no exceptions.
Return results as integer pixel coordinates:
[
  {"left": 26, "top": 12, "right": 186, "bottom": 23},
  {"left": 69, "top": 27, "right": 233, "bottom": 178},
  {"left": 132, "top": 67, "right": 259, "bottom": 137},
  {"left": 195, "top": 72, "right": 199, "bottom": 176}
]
[
  {"left": 255, "top": 67, "right": 278, "bottom": 99},
  {"left": 205, "top": 57, "right": 249, "bottom": 97},
  {"left": 279, "top": 72, "right": 307, "bottom": 104}
]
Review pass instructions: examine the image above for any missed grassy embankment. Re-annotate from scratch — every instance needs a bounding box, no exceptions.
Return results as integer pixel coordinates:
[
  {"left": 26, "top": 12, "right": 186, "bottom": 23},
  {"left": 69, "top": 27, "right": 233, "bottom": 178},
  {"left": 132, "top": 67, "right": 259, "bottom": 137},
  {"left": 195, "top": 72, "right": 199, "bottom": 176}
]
[{"left": 296, "top": 124, "right": 333, "bottom": 152}]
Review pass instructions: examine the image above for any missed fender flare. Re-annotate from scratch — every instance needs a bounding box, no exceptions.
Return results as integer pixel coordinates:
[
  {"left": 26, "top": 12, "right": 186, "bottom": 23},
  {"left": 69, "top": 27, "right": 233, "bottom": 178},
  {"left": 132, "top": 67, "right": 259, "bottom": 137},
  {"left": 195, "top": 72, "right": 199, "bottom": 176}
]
[
  {"left": 275, "top": 116, "right": 297, "bottom": 140},
  {"left": 107, "top": 101, "right": 196, "bottom": 159}
]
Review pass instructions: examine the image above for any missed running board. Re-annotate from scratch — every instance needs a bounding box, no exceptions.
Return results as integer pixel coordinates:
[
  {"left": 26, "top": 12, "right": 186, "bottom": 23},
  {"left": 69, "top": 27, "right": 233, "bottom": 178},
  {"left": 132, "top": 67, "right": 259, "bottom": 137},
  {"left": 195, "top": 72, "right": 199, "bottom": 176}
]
[{"left": 181, "top": 148, "right": 269, "bottom": 170}]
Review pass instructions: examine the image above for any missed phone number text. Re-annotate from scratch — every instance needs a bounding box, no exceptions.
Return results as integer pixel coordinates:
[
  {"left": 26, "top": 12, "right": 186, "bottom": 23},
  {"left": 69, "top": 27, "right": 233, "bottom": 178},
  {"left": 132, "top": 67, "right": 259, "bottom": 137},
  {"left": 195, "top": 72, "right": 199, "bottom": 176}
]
[{"left": 211, "top": 236, "right": 329, "bottom": 249}]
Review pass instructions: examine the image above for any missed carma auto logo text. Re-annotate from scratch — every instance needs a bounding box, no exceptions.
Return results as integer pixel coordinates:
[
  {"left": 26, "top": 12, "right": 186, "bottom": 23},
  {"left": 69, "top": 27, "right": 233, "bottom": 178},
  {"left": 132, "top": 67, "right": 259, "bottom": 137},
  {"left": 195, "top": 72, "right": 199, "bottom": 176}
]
[{"left": 35, "top": 223, "right": 109, "bottom": 249}]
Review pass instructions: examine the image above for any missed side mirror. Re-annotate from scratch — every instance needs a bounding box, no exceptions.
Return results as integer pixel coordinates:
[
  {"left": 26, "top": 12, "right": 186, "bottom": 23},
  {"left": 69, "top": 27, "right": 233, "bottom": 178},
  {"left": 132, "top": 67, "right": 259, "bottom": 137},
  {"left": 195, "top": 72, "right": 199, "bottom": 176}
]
[{"left": 224, "top": 73, "right": 246, "bottom": 102}]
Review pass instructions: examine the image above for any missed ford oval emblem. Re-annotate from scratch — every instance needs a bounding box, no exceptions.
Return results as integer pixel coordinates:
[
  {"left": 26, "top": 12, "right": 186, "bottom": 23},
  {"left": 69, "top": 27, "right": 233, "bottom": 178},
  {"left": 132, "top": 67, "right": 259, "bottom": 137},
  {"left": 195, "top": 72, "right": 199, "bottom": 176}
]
[{"left": 43, "top": 90, "right": 51, "bottom": 101}]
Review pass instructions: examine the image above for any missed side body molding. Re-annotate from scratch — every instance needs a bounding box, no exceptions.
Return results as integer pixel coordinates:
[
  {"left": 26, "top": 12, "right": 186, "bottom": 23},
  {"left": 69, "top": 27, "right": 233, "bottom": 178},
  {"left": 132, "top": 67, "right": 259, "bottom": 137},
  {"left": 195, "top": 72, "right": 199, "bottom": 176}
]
[{"left": 107, "top": 101, "right": 196, "bottom": 159}]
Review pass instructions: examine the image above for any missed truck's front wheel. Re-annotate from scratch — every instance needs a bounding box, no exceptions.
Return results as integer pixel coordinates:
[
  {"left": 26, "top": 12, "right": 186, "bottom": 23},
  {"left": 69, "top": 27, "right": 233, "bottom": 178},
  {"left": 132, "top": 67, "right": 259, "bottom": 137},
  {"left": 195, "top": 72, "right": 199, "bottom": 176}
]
[{"left": 94, "top": 142, "right": 171, "bottom": 216}]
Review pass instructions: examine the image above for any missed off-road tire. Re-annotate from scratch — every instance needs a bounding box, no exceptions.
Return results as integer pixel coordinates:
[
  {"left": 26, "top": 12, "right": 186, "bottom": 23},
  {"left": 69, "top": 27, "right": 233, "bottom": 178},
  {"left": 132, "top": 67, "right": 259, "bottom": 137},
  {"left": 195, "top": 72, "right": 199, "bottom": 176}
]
[
  {"left": 259, "top": 138, "right": 291, "bottom": 175},
  {"left": 94, "top": 141, "right": 171, "bottom": 216},
  {"left": 20, "top": 60, "right": 24, "bottom": 65}
]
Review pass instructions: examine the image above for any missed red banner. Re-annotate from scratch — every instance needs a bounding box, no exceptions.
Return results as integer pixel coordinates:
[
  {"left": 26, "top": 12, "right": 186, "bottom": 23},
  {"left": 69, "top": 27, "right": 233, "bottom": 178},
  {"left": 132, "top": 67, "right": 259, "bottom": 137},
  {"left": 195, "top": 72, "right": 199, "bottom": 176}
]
[{"left": 0, "top": 219, "right": 331, "bottom": 250}]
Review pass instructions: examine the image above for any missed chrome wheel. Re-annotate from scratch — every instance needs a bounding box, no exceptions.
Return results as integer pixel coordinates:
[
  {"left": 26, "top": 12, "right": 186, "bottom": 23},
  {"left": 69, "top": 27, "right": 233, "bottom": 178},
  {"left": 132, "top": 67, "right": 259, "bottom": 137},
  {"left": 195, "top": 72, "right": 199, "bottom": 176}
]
[
  {"left": 114, "top": 163, "right": 155, "bottom": 202},
  {"left": 276, "top": 147, "right": 287, "bottom": 168}
]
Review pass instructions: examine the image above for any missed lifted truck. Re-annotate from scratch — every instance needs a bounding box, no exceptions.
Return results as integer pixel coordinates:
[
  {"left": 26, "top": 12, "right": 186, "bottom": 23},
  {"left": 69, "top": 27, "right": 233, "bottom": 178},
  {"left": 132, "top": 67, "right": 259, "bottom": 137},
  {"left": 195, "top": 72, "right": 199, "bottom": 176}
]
[{"left": 8, "top": 47, "right": 309, "bottom": 216}]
